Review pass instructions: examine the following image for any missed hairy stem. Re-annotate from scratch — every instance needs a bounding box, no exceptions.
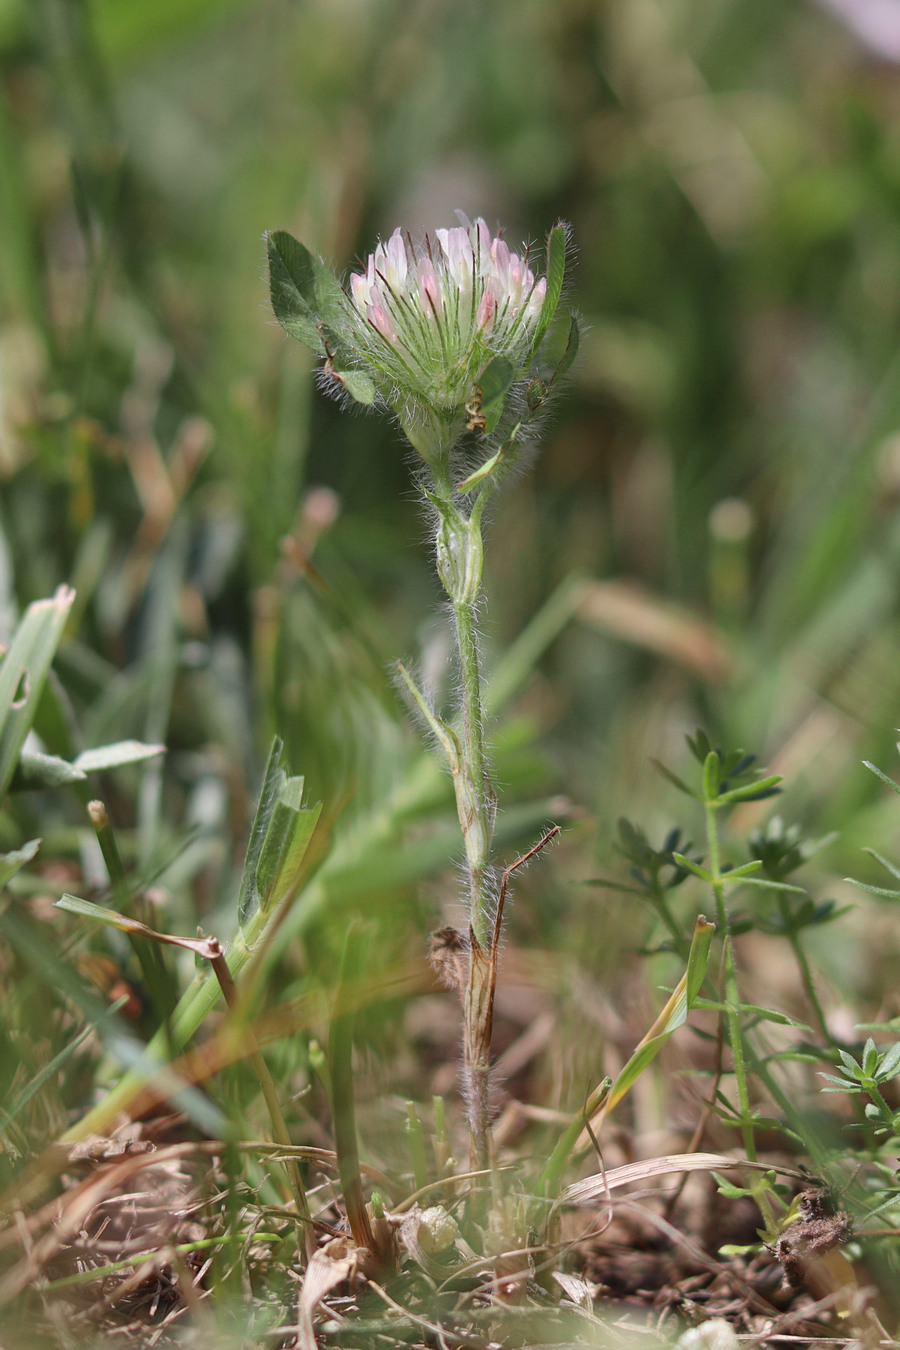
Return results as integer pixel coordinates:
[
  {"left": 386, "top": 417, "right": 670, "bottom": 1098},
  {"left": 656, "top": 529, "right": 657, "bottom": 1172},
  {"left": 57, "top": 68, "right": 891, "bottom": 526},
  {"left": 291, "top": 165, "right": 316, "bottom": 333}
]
[
  {"left": 427, "top": 476, "right": 499, "bottom": 1172},
  {"left": 453, "top": 597, "right": 495, "bottom": 945},
  {"left": 454, "top": 583, "right": 498, "bottom": 1174}
]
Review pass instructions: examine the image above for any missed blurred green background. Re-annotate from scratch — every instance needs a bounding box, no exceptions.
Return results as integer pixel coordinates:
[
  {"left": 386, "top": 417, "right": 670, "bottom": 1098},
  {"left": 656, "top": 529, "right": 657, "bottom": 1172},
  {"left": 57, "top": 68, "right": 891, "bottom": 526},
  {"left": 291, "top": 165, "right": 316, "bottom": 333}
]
[{"left": 5, "top": 0, "right": 900, "bottom": 1137}]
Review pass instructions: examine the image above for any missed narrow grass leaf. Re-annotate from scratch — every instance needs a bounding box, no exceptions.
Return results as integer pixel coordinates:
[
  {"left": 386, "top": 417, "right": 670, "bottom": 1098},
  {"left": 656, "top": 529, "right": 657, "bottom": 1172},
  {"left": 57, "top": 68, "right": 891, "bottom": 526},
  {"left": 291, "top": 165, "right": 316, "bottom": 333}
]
[
  {"left": 255, "top": 778, "right": 321, "bottom": 917},
  {"left": 0, "top": 838, "right": 40, "bottom": 888},
  {"left": 328, "top": 926, "right": 375, "bottom": 1251},
  {"left": 863, "top": 760, "right": 900, "bottom": 794},
  {"left": 0, "top": 587, "right": 74, "bottom": 801},
  {"left": 56, "top": 895, "right": 219, "bottom": 958},
  {"left": 237, "top": 738, "right": 291, "bottom": 928},
  {"left": 605, "top": 916, "right": 715, "bottom": 1114},
  {"left": 6, "top": 1000, "right": 126, "bottom": 1124},
  {"left": 558, "top": 1151, "right": 800, "bottom": 1209},
  {"left": 58, "top": 743, "right": 321, "bottom": 1143},
  {"left": 484, "top": 573, "right": 589, "bottom": 716},
  {"left": 10, "top": 751, "right": 86, "bottom": 789},
  {"left": 74, "top": 740, "right": 165, "bottom": 773}
]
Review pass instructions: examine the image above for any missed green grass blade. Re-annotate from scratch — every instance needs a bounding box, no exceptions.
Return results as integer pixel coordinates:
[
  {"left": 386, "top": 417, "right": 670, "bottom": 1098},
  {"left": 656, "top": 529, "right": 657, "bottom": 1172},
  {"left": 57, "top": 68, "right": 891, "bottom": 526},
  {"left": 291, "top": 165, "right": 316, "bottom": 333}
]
[
  {"left": 56, "top": 743, "right": 322, "bottom": 1143},
  {"left": 606, "top": 915, "right": 715, "bottom": 1115},
  {"left": 0, "top": 587, "right": 75, "bottom": 802}
]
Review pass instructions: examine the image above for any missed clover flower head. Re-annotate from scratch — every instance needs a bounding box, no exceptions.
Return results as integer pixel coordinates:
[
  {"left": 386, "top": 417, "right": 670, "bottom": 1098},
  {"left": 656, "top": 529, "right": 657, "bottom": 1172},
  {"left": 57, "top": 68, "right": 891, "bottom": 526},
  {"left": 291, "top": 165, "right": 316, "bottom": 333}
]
[
  {"left": 267, "top": 214, "right": 572, "bottom": 465},
  {"left": 346, "top": 213, "right": 547, "bottom": 415}
]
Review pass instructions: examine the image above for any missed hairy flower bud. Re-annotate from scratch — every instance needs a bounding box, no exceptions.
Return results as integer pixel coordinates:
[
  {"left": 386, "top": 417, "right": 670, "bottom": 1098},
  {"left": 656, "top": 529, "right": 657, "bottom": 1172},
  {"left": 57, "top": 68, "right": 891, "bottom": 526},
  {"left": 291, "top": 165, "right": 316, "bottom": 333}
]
[
  {"left": 344, "top": 215, "right": 547, "bottom": 444},
  {"left": 267, "top": 214, "right": 574, "bottom": 467}
]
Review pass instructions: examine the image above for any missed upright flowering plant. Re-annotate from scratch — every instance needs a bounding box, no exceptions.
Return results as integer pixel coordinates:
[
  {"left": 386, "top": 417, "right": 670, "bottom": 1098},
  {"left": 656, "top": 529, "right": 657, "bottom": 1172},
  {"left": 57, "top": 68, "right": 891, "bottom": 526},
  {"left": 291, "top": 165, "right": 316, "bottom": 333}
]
[{"left": 267, "top": 215, "right": 576, "bottom": 1170}]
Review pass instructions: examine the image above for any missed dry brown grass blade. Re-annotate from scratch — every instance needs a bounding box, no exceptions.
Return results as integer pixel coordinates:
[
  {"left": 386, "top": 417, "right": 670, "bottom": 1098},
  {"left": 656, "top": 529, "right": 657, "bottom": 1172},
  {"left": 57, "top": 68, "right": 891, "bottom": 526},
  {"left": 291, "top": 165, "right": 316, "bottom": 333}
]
[
  {"left": 558, "top": 1150, "right": 806, "bottom": 1209},
  {"left": 577, "top": 578, "right": 735, "bottom": 683},
  {"left": 0, "top": 1139, "right": 335, "bottom": 1282},
  {"left": 0, "top": 960, "right": 431, "bottom": 1223},
  {"left": 0, "top": 1143, "right": 208, "bottom": 1303}
]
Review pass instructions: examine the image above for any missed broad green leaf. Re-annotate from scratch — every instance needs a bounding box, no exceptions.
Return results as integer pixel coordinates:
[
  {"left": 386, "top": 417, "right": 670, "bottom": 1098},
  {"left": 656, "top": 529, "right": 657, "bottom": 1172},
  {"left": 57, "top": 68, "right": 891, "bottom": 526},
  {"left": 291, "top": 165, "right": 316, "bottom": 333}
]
[
  {"left": 531, "top": 223, "right": 568, "bottom": 353},
  {"left": 267, "top": 230, "right": 350, "bottom": 355},
  {"left": 266, "top": 230, "right": 328, "bottom": 354},
  {"left": 0, "top": 837, "right": 40, "bottom": 888},
  {"left": 74, "top": 740, "right": 165, "bottom": 773},
  {"left": 0, "top": 586, "right": 75, "bottom": 802},
  {"left": 476, "top": 356, "right": 515, "bottom": 435}
]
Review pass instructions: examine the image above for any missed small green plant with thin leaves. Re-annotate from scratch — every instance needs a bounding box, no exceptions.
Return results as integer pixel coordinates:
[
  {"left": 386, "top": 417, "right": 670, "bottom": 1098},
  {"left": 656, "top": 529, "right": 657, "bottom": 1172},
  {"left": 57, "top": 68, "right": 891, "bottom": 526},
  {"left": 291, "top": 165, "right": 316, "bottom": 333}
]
[
  {"left": 604, "top": 734, "right": 849, "bottom": 1228},
  {"left": 587, "top": 819, "right": 700, "bottom": 961},
  {"left": 841, "top": 753, "right": 900, "bottom": 1140},
  {"left": 820, "top": 1038, "right": 900, "bottom": 1139}
]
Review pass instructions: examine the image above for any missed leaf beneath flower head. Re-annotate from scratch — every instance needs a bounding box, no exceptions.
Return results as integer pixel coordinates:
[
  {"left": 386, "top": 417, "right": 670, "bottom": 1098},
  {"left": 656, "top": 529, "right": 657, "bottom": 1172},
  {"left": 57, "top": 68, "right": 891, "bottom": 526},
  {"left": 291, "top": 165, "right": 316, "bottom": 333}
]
[
  {"left": 531, "top": 223, "right": 568, "bottom": 354},
  {"left": 267, "top": 231, "right": 350, "bottom": 356},
  {"left": 476, "top": 356, "right": 515, "bottom": 435},
  {"left": 553, "top": 313, "right": 580, "bottom": 381},
  {"left": 330, "top": 369, "right": 376, "bottom": 406}
]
